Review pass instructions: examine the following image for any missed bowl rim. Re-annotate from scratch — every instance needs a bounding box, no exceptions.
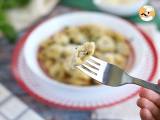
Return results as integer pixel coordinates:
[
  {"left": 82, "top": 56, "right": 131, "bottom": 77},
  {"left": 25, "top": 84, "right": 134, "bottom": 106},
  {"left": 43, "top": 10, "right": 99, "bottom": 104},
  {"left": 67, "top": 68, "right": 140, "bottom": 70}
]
[
  {"left": 94, "top": 0, "right": 148, "bottom": 8},
  {"left": 93, "top": 0, "right": 149, "bottom": 16}
]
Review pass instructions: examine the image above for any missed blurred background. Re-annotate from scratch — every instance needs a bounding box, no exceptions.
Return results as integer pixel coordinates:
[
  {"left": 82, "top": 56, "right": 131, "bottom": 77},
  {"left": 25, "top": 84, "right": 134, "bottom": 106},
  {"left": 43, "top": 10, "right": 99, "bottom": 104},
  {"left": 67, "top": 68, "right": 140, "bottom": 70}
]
[{"left": 0, "top": 0, "right": 160, "bottom": 120}]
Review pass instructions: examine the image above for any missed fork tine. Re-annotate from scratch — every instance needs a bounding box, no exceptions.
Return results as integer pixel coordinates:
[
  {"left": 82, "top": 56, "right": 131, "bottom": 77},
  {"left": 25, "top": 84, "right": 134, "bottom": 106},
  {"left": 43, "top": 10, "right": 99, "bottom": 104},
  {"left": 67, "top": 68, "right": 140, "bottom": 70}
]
[
  {"left": 89, "top": 56, "right": 103, "bottom": 65},
  {"left": 85, "top": 60, "right": 100, "bottom": 69},
  {"left": 82, "top": 63, "right": 98, "bottom": 73},
  {"left": 77, "top": 65, "right": 97, "bottom": 79}
]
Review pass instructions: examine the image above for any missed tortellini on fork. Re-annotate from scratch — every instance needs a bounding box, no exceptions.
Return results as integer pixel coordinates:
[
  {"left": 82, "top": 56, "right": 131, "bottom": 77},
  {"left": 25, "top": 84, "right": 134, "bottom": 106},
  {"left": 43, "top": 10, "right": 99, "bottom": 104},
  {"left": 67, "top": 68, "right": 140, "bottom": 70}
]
[{"left": 73, "top": 42, "right": 95, "bottom": 65}]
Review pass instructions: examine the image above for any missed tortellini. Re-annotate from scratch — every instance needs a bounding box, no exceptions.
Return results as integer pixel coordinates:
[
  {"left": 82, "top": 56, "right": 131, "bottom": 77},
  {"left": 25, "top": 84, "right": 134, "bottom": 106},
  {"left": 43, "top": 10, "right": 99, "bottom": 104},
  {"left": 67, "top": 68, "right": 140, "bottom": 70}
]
[
  {"left": 96, "top": 36, "right": 116, "bottom": 52},
  {"left": 74, "top": 42, "right": 95, "bottom": 65},
  {"left": 116, "top": 42, "right": 130, "bottom": 56},
  {"left": 52, "top": 32, "right": 70, "bottom": 45},
  {"left": 64, "top": 27, "right": 87, "bottom": 44},
  {"left": 44, "top": 44, "right": 63, "bottom": 59},
  {"left": 38, "top": 24, "right": 131, "bottom": 86}
]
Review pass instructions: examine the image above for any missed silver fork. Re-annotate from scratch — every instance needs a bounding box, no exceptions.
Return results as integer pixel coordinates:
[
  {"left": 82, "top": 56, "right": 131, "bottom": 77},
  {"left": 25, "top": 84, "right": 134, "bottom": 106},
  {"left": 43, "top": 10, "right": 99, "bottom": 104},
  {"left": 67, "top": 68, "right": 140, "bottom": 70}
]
[{"left": 77, "top": 56, "right": 160, "bottom": 94}]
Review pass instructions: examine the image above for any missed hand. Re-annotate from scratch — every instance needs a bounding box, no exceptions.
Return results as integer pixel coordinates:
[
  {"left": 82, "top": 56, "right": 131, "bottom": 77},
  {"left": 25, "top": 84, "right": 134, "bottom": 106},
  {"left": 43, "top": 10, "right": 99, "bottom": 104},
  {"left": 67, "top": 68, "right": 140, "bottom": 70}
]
[{"left": 137, "top": 80, "right": 160, "bottom": 120}]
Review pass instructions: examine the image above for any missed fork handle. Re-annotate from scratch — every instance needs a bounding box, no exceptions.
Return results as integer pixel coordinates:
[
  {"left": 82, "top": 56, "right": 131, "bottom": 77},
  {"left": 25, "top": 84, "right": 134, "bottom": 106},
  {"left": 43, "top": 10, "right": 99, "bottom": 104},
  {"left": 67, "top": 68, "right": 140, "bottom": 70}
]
[{"left": 133, "top": 79, "right": 160, "bottom": 94}]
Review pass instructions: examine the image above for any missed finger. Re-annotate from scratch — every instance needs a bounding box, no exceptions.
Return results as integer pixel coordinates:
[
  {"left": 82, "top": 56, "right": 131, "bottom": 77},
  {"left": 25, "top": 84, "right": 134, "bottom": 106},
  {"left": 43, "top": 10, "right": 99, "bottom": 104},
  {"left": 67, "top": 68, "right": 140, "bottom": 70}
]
[
  {"left": 139, "top": 88, "right": 160, "bottom": 108},
  {"left": 137, "top": 98, "right": 160, "bottom": 120},
  {"left": 140, "top": 108, "right": 155, "bottom": 120},
  {"left": 158, "top": 80, "right": 160, "bottom": 85}
]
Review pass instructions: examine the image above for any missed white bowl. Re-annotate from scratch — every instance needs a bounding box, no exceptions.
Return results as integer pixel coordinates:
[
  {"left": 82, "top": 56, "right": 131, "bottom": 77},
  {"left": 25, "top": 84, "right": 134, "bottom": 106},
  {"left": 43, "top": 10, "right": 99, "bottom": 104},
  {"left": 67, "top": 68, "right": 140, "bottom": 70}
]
[
  {"left": 22, "top": 12, "right": 156, "bottom": 109},
  {"left": 93, "top": 0, "right": 148, "bottom": 16}
]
